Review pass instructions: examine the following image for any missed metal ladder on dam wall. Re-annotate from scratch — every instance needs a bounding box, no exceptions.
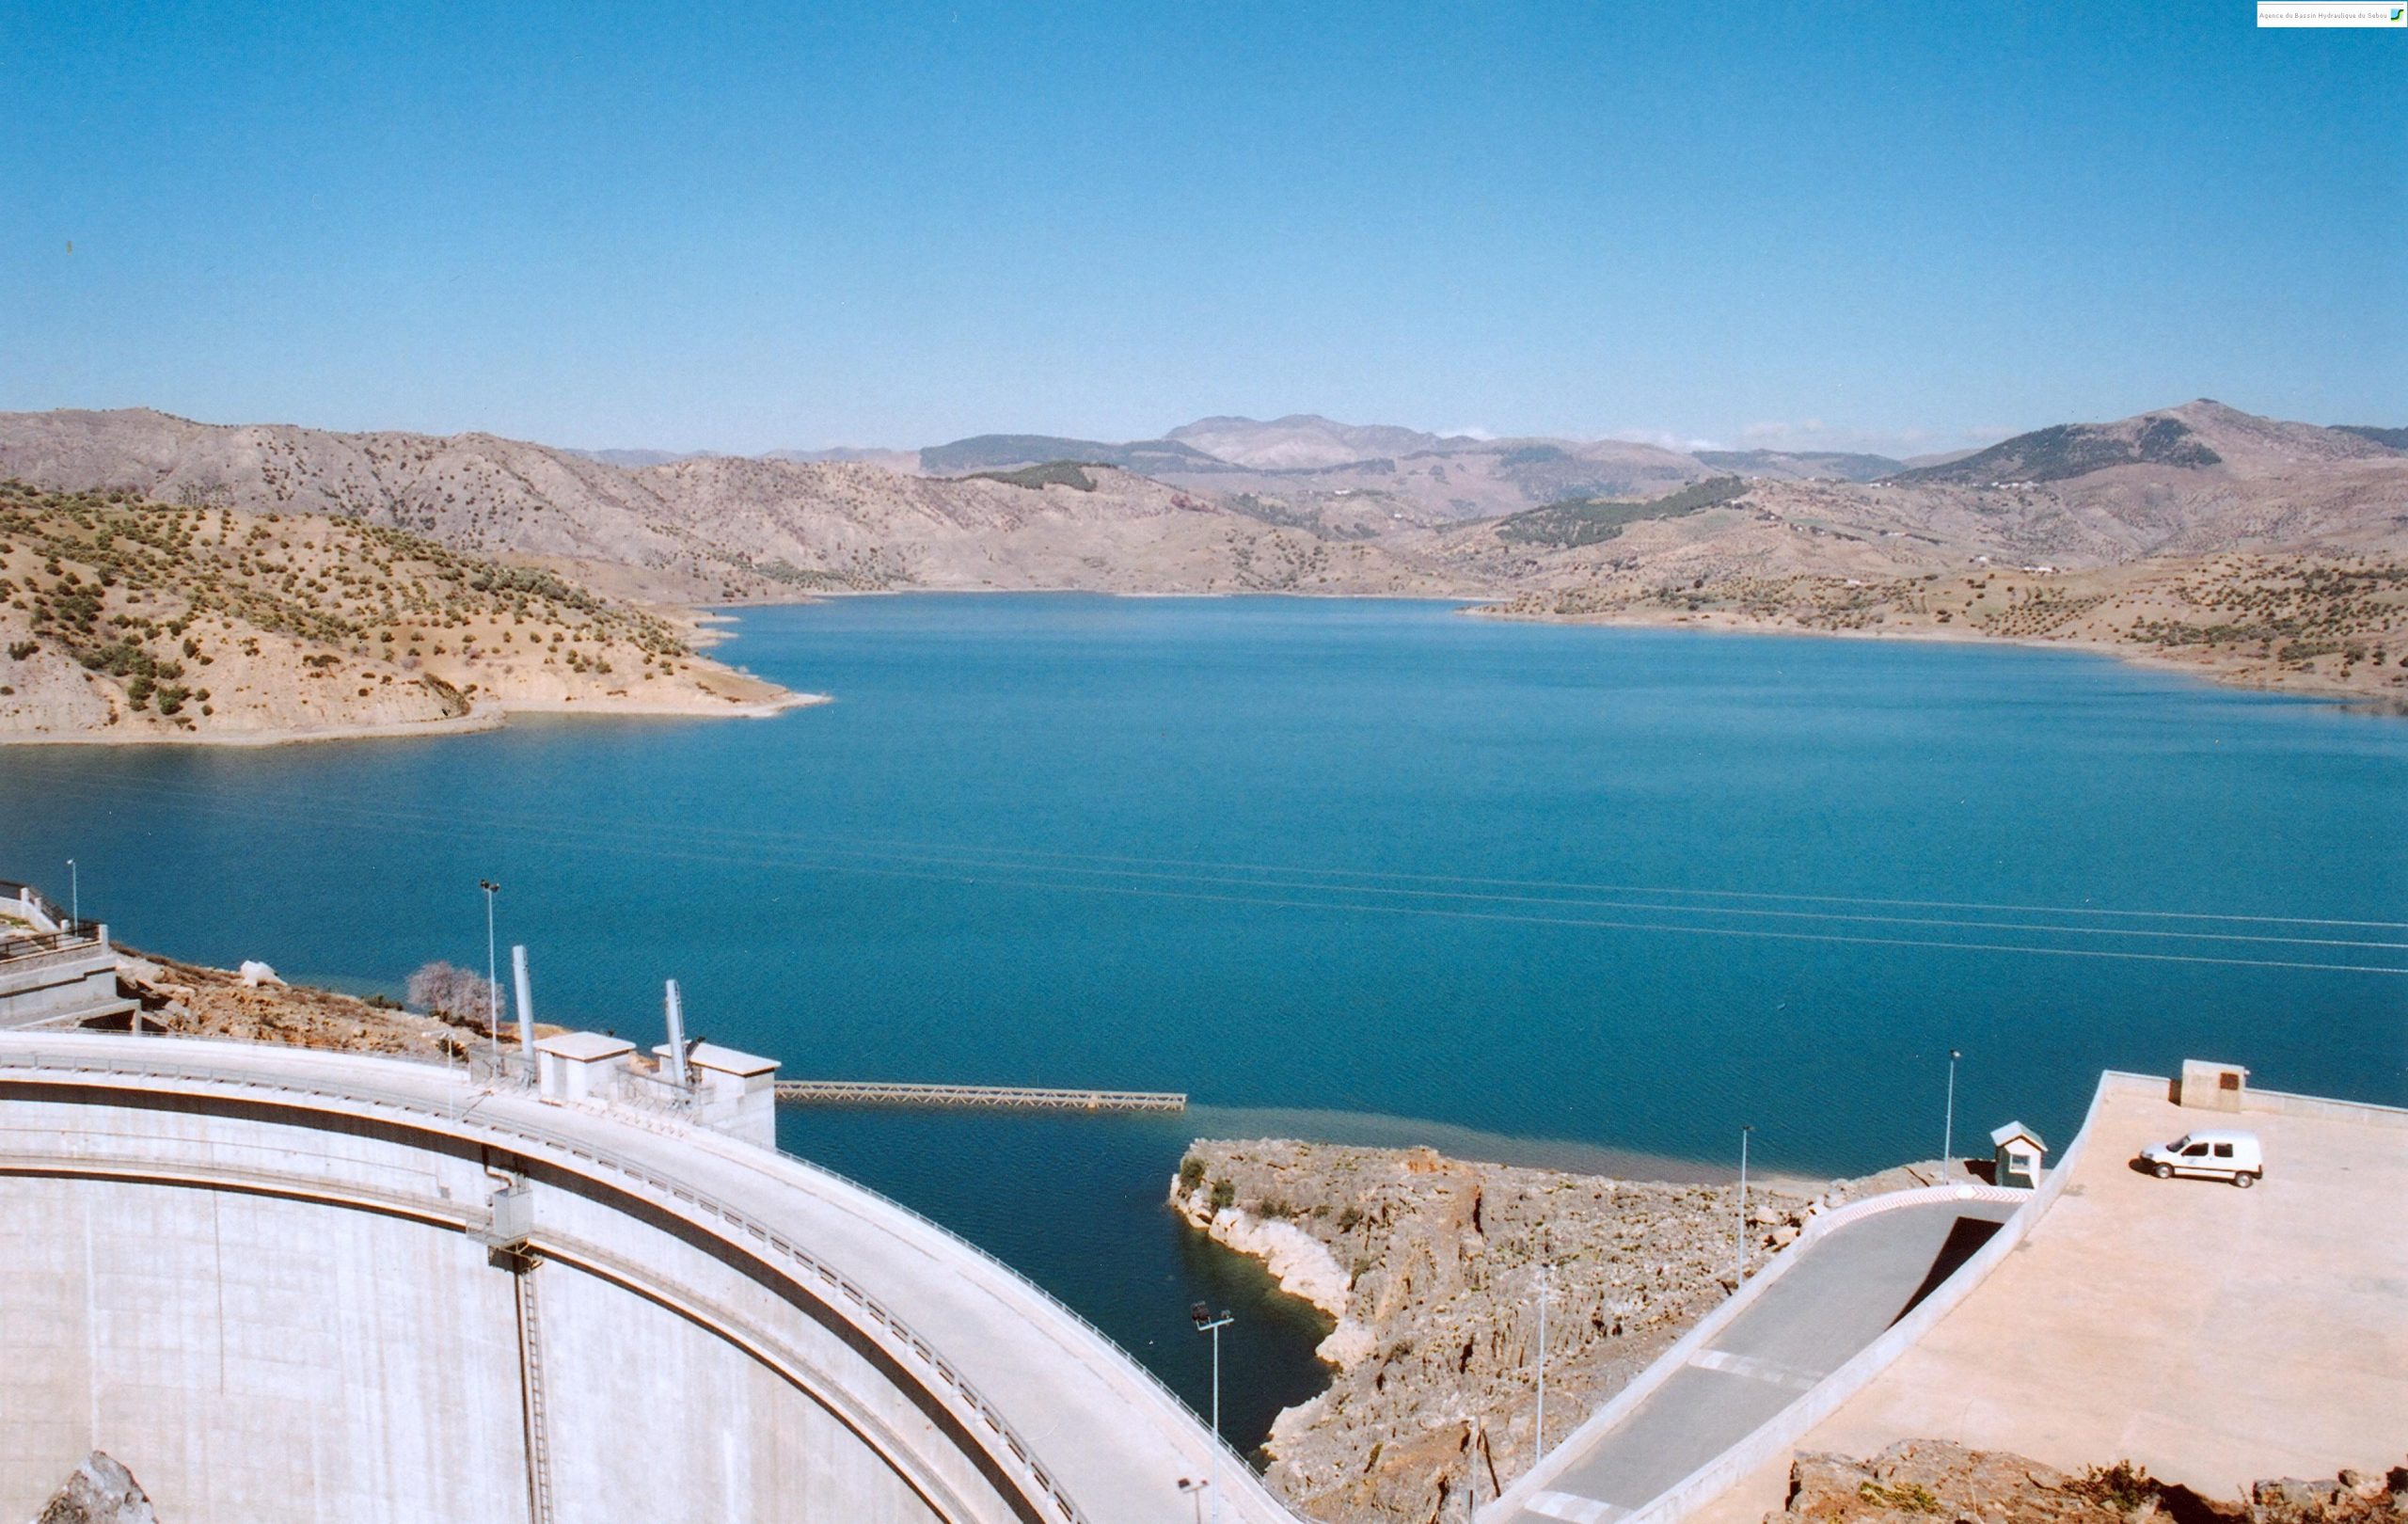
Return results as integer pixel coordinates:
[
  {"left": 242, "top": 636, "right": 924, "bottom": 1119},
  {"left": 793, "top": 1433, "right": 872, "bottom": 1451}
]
[
  {"left": 485, "top": 1180, "right": 558, "bottom": 1524},
  {"left": 514, "top": 1259, "right": 558, "bottom": 1524}
]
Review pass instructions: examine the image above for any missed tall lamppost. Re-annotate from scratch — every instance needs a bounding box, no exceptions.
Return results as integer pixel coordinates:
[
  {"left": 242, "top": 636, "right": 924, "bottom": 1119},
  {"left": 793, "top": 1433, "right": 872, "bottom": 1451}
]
[
  {"left": 65, "top": 859, "right": 78, "bottom": 927},
  {"left": 1176, "top": 1477, "right": 1210, "bottom": 1524},
  {"left": 1943, "top": 1048, "right": 1962, "bottom": 1172},
  {"left": 1735, "top": 1124, "right": 1754, "bottom": 1287},
  {"left": 1534, "top": 1233, "right": 1552, "bottom": 1458},
  {"left": 479, "top": 880, "right": 501, "bottom": 1077},
  {"left": 1191, "top": 1302, "right": 1233, "bottom": 1524}
]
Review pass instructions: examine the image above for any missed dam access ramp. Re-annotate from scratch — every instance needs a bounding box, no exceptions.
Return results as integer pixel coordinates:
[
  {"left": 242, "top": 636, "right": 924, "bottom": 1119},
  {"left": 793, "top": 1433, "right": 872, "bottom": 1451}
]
[{"left": 0, "top": 1031, "right": 1297, "bottom": 1524}]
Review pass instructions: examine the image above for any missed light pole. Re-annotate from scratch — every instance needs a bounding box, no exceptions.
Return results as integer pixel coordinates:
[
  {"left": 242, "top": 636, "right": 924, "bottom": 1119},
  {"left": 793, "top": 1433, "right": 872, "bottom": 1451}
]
[
  {"left": 1176, "top": 1477, "right": 1210, "bottom": 1524},
  {"left": 1534, "top": 1250, "right": 1551, "bottom": 1458},
  {"left": 479, "top": 880, "right": 501, "bottom": 1076},
  {"left": 1735, "top": 1124, "right": 1753, "bottom": 1287},
  {"left": 1943, "top": 1048, "right": 1961, "bottom": 1173},
  {"left": 65, "top": 859, "right": 77, "bottom": 927},
  {"left": 1191, "top": 1302, "right": 1232, "bottom": 1524}
]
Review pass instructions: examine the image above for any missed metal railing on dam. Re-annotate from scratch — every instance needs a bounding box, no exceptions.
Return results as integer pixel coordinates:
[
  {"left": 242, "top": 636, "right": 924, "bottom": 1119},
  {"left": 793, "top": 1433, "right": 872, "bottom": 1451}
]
[
  {"left": 0, "top": 924, "right": 106, "bottom": 963},
  {"left": 776, "top": 1079, "right": 1188, "bottom": 1112},
  {"left": 0, "top": 1032, "right": 1299, "bottom": 1524}
]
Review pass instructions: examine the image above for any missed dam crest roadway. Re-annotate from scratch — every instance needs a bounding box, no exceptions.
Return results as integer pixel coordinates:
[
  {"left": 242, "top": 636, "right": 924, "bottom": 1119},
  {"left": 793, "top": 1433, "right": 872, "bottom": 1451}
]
[{"left": 0, "top": 1030, "right": 1294, "bottom": 1524}]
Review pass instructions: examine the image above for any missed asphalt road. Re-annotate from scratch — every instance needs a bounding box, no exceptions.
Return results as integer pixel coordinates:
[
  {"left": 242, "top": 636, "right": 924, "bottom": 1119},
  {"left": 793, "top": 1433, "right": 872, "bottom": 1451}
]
[{"left": 1507, "top": 1197, "right": 2022, "bottom": 1524}]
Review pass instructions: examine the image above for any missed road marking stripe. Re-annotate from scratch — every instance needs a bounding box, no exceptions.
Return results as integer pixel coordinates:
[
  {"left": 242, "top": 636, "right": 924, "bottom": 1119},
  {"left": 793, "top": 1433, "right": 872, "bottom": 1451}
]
[
  {"left": 1529, "top": 1490, "right": 1628, "bottom": 1522},
  {"left": 1689, "top": 1347, "right": 1824, "bottom": 1391}
]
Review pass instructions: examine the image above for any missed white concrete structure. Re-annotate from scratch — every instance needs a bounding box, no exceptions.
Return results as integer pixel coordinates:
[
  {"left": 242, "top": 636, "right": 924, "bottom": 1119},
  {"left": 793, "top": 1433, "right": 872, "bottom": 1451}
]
[
  {"left": 2178, "top": 1057, "right": 2250, "bottom": 1112},
  {"left": 1988, "top": 1119, "right": 2046, "bottom": 1188},
  {"left": 534, "top": 1028, "right": 638, "bottom": 1102},
  {"left": 0, "top": 1031, "right": 1303, "bottom": 1524},
  {"left": 0, "top": 881, "right": 136, "bottom": 1030}
]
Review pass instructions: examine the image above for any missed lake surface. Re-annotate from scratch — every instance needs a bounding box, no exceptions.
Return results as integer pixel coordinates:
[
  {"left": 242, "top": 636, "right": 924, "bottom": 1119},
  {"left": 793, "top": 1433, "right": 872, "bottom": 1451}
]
[{"left": 8, "top": 595, "right": 2405, "bottom": 1448}]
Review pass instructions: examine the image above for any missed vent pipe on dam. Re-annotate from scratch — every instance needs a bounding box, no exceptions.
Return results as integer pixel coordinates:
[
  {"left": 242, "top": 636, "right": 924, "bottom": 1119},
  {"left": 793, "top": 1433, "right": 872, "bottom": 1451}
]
[
  {"left": 512, "top": 944, "right": 535, "bottom": 1063},
  {"left": 662, "top": 978, "right": 689, "bottom": 1089}
]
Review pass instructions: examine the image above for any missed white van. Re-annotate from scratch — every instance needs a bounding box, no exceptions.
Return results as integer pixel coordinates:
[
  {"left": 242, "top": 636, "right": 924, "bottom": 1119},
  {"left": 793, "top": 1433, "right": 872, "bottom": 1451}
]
[{"left": 2140, "top": 1129, "right": 2263, "bottom": 1187}]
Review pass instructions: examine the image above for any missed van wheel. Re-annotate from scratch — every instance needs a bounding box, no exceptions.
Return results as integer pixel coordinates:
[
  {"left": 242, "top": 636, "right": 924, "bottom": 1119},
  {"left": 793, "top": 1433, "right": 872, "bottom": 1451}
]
[
  {"left": 2153, "top": 1163, "right": 2174, "bottom": 1180},
  {"left": 2234, "top": 1172, "right": 2256, "bottom": 1189}
]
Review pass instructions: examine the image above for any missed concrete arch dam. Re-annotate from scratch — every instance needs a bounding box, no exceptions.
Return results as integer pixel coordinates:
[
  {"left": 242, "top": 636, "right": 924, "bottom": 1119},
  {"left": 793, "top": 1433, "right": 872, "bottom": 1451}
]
[{"left": 0, "top": 1032, "right": 1298, "bottom": 1524}]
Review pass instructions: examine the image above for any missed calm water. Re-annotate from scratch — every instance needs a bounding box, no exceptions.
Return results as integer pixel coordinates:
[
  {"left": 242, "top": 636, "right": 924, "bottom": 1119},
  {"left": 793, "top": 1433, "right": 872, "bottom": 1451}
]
[{"left": 8, "top": 595, "right": 2405, "bottom": 1447}]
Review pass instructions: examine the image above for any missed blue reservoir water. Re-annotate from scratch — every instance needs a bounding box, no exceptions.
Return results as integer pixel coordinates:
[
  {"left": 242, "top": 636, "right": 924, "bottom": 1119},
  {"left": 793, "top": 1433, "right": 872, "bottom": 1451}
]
[{"left": 7, "top": 595, "right": 2404, "bottom": 1447}]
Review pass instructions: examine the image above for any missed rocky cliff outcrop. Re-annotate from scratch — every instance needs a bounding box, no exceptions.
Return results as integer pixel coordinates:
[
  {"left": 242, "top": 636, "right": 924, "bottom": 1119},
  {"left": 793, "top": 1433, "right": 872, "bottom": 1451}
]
[
  {"left": 1168, "top": 1140, "right": 1944, "bottom": 1522},
  {"left": 32, "top": 1452, "right": 159, "bottom": 1524},
  {"left": 1769, "top": 1439, "right": 2408, "bottom": 1524}
]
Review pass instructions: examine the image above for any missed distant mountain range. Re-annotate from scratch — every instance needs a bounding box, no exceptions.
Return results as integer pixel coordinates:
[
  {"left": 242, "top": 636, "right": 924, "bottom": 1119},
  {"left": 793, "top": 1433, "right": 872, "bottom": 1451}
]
[
  {"left": 0, "top": 398, "right": 2397, "bottom": 602},
  {"left": 560, "top": 402, "right": 2408, "bottom": 522},
  {"left": 918, "top": 434, "right": 1224, "bottom": 475},
  {"left": 2, "top": 396, "right": 2400, "bottom": 706},
  {"left": 1163, "top": 415, "right": 1483, "bottom": 470},
  {"left": 1692, "top": 449, "right": 1901, "bottom": 483}
]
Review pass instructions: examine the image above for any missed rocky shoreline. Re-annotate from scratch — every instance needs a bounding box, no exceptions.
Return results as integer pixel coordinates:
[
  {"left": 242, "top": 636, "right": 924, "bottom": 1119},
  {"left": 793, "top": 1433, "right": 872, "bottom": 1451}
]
[
  {"left": 1169, "top": 1138, "right": 1950, "bottom": 1523},
  {"left": 1770, "top": 1439, "right": 2408, "bottom": 1524}
]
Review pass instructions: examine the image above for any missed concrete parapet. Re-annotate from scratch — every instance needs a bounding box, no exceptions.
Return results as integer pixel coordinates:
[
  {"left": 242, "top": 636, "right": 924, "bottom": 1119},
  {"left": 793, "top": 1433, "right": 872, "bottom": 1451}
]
[{"left": 2244, "top": 1086, "right": 2408, "bottom": 1129}]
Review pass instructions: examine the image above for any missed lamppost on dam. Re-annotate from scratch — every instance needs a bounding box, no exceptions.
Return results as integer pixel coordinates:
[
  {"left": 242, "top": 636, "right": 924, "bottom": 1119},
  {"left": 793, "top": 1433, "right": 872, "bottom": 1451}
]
[
  {"left": 66, "top": 858, "right": 77, "bottom": 926},
  {"left": 1191, "top": 1301, "right": 1233, "bottom": 1524},
  {"left": 1944, "top": 1047, "right": 1962, "bottom": 1170},
  {"left": 1735, "top": 1123, "right": 1753, "bottom": 1287},
  {"left": 479, "top": 880, "right": 502, "bottom": 1075},
  {"left": 1533, "top": 1227, "right": 1553, "bottom": 1457},
  {"left": 1177, "top": 1475, "right": 1210, "bottom": 1524}
]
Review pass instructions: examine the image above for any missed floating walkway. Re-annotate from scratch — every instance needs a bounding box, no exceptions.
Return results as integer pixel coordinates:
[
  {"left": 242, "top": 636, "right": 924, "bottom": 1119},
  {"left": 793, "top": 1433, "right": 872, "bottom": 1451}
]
[{"left": 773, "top": 1080, "right": 1186, "bottom": 1113}]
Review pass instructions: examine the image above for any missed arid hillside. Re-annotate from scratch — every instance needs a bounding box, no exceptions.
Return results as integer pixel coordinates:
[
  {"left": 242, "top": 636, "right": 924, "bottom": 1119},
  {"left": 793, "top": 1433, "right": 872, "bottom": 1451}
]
[
  {"left": 0, "top": 409, "right": 1473, "bottom": 601},
  {"left": 0, "top": 483, "right": 798, "bottom": 744},
  {"left": 1439, "top": 404, "right": 2408, "bottom": 701},
  {"left": 3, "top": 400, "right": 2402, "bottom": 704},
  {"left": 1485, "top": 554, "right": 2408, "bottom": 701},
  {"left": 620, "top": 454, "right": 1468, "bottom": 595}
]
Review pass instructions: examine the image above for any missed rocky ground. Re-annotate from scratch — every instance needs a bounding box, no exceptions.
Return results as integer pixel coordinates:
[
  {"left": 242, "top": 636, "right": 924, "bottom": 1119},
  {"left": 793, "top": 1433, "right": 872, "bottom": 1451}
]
[
  {"left": 30, "top": 1451, "right": 158, "bottom": 1524},
  {"left": 111, "top": 946, "right": 523, "bottom": 1061},
  {"left": 1770, "top": 1440, "right": 2407, "bottom": 1524},
  {"left": 1169, "top": 1138, "right": 1952, "bottom": 1523}
]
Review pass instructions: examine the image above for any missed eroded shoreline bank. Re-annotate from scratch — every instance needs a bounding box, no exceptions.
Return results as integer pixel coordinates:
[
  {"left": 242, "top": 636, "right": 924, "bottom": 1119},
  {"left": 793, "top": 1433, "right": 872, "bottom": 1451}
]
[{"left": 1171, "top": 1138, "right": 1953, "bottom": 1523}]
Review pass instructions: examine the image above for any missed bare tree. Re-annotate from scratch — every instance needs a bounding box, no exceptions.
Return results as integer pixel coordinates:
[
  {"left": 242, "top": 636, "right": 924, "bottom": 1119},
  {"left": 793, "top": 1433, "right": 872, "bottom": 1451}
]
[{"left": 406, "top": 960, "right": 499, "bottom": 1031}]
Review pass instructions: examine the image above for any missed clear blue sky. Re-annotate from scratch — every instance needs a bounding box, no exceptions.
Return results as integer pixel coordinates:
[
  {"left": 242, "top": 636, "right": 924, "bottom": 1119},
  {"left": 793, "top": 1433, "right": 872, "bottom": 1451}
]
[{"left": 3, "top": 3, "right": 2400, "bottom": 455}]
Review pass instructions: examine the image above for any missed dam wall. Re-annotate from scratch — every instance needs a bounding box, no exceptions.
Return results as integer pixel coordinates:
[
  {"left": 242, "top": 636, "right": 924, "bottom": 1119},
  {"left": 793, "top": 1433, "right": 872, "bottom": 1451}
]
[{"left": 0, "top": 1033, "right": 1300, "bottom": 1524}]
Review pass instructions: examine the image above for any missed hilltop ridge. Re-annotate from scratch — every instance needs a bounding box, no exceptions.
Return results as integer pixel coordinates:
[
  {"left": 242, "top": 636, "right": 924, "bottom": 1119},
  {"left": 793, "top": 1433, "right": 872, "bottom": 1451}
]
[{"left": 3, "top": 399, "right": 2402, "bottom": 705}]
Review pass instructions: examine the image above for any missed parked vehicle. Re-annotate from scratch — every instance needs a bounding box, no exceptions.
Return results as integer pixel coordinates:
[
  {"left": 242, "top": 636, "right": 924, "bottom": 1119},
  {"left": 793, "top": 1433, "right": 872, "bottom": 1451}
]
[{"left": 2140, "top": 1129, "right": 2263, "bottom": 1187}]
